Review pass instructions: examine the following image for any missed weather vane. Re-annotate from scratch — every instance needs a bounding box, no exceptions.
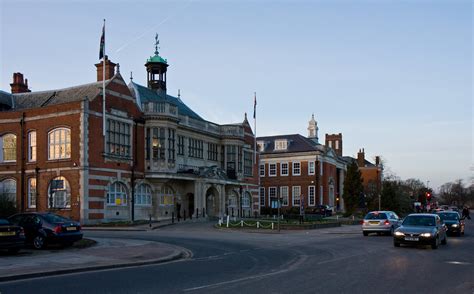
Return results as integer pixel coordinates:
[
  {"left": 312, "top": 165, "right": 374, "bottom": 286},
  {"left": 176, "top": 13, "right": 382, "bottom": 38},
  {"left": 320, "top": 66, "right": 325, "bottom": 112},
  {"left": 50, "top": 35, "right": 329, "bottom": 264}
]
[{"left": 154, "top": 33, "right": 160, "bottom": 55}]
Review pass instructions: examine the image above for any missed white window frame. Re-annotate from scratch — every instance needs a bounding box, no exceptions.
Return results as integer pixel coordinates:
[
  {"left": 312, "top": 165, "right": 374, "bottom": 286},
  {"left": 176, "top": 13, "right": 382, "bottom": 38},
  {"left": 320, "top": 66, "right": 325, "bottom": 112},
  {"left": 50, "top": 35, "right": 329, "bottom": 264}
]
[
  {"left": 308, "top": 185, "right": 315, "bottom": 206},
  {"left": 107, "top": 181, "right": 128, "bottom": 206},
  {"left": 259, "top": 164, "right": 265, "bottom": 177},
  {"left": 292, "top": 162, "right": 301, "bottom": 176},
  {"left": 308, "top": 161, "right": 315, "bottom": 175},
  {"left": 28, "top": 131, "right": 37, "bottom": 162},
  {"left": 328, "top": 141, "right": 332, "bottom": 148},
  {"left": 0, "top": 178, "right": 16, "bottom": 206},
  {"left": 259, "top": 187, "right": 265, "bottom": 206},
  {"left": 280, "top": 162, "right": 289, "bottom": 176},
  {"left": 135, "top": 183, "right": 152, "bottom": 206},
  {"left": 48, "top": 176, "right": 71, "bottom": 209},
  {"left": 242, "top": 192, "right": 251, "bottom": 207},
  {"left": 281, "top": 186, "right": 289, "bottom": 206},
  {"left": 48, "top": 128, "right": 71, "bottom": 160},
  {"left": 269, "top": 186, "right": 277, "bottom": 204},
  {"left": 269, "top": 163, "right": 277, "bottom": 177},
  {"left": 274, "top": 139, "right": 288, "bottom": 151},
  {"left": 160, "top": 186, "right": 174, "bottom": 206},
  {"left": 1, "top": 133, "right": 17, "bottom": 162},
  {"left": 292, "top": 186, "right": 301, "bottom": 206},
  {"left": 28, "top": 178, "right": 37, "bottom": 208}
]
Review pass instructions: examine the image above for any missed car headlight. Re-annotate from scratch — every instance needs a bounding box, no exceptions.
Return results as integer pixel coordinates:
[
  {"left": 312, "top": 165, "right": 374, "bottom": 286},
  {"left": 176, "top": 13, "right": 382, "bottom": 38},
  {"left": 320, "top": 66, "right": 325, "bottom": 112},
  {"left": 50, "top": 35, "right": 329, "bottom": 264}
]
[
  {"left": 452, "top": 224, "right": 459, "bottom": 228},
  {"left": 420, "top": 233, "right": 432, "bottom": 237},
  {"left": 394, "top": 231, "right": 404, "bottom": 236}
]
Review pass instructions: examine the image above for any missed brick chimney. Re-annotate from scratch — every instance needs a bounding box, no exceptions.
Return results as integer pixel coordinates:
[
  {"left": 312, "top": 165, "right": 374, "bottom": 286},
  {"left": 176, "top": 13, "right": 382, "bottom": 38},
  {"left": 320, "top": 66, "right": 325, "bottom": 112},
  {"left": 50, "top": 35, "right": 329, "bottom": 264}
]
[
  {"left": 10, "top": 73, "right": 31, "bottom": 94},
  {"left": 94, "top": 56, "right": 116, "bottom": 81},
  {"left": 375, "top": 156, "right": 380, "bottom": 166},
  {"left": 357, "top": 148, "right": 365, "bottom": 167},
  {"left": 325, "top": 133, "right": 343, "bottom": 157}
]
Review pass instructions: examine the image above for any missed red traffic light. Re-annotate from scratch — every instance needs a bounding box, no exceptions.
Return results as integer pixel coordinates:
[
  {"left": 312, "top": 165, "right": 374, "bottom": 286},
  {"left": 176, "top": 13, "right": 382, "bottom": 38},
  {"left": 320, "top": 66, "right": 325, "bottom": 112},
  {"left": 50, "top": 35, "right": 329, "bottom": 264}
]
[{"left": 426, "top": 192, "right": 432, "bottom": 201}]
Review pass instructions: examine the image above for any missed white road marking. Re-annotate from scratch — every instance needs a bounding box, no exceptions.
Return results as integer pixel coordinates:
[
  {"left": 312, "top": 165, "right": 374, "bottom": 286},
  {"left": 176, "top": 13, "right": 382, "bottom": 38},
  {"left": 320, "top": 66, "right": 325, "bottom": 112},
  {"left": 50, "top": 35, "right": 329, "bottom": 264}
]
[{"left": 446, "top": 261, "right": 471, "bottom": 265}]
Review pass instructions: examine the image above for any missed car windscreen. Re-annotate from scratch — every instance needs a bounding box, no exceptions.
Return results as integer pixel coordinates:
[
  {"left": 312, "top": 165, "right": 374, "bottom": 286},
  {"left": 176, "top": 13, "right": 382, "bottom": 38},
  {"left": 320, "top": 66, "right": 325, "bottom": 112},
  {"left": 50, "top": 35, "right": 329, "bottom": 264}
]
[
  {"left": 364, "top": 213, "right": 387, "bottom": 220},
  {"left": 42, "top": 214, "right": 70, "bottom": 223},
  {"left": 403, "top": 216, "right": 436, "bottom": 226},
  {"left": 0, "top": 219, "right": 10, "bottom": 225},
  {"left": 437, "top": 213, "right": 459, "bottom": 221}
]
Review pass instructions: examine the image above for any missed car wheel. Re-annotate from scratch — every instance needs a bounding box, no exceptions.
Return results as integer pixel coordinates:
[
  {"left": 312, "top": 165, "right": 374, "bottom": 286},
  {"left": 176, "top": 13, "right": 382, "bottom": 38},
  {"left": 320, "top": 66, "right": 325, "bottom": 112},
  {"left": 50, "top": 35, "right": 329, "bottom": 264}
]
[
  {"left": 7, "top": 248, "right": 20, "bottom": 254},
  {"left": 441, "top": 235, "right": 447, "bottom": 245},
  {"left": 363, "top": 231, "right": 368, "bottom": 236},
  {"left": 431, "top": 237, "right": 439, "bottom": 249},
  {"left": 33, "top": 235, "right": 46, "bottom": 249},
  {"left": 393, "top": 241, "right": 400, "bottom": 247},
  {"left": 456, "top": 231, "right": 461, "bottom": 237},
  {"left": 389, "top": 226, "right": 395, "bottom": 236}
]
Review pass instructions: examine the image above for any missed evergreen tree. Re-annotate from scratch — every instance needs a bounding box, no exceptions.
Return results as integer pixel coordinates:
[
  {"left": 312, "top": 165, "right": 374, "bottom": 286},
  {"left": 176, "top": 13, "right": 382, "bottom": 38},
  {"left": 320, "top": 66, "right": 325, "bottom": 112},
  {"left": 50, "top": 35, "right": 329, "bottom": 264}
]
[{"left": 343, "top": 161, "right": 364, "bottom": 214}]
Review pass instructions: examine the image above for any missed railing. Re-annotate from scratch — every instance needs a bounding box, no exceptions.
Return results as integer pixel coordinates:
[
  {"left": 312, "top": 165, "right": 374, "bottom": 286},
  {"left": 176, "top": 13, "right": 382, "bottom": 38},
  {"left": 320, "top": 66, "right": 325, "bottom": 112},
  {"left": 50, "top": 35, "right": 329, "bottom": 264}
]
[{"left": 142, "top": 102, "right": 178, "bottom": 118}]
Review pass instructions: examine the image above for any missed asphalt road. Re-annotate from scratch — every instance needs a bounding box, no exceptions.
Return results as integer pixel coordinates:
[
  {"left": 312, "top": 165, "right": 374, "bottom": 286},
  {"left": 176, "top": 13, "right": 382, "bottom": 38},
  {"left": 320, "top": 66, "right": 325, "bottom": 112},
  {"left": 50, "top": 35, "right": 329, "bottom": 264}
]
[{"left": 1, "top": 220, "right": 473, "bottom": 294}]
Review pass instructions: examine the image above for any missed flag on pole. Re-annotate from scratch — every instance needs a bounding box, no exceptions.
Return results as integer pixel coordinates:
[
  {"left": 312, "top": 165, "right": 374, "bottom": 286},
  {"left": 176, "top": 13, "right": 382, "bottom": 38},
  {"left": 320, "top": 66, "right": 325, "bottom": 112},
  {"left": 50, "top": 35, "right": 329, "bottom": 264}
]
[
  {"left": 99, "top": 21, "right": 105, "bottom": 60},
  {"left": 253, "top": 92, "right": 257, "bottom": 119}
]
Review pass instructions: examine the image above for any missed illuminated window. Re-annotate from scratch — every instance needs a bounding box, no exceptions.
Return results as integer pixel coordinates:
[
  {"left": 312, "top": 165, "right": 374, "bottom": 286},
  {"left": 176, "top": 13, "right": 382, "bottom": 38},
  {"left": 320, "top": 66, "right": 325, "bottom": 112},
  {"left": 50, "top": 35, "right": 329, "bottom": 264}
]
[{"left": 48, "top": 128, "right": 71, "bottom": 160}]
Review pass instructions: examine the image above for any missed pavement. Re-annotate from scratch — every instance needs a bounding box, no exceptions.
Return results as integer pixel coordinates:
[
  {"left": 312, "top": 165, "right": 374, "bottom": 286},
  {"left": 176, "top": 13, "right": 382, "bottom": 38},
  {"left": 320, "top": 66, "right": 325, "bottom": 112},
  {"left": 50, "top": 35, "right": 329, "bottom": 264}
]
[{"left": 0, "top": 221, "right": 192, "bottom": 282}]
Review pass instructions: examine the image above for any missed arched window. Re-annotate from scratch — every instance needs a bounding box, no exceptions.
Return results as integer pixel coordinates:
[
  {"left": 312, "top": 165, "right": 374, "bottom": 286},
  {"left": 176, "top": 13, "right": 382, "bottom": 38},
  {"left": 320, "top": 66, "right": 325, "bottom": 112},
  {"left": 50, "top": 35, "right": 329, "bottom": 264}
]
[
  {"left": 0, "top": 178, "right": 17, "bottom": 206},
  {"left": 160, "top": 185, "right": 174, "bottom": 206},
  {"left": 135, "top": 184, "right": 152, "bottom": 205},
  {"left": 48, "top": 128, "right": 71, "bottom": 160},
  {"left": 228, "top": 193, "right": 237, "bottom": 207},
  {"left": 28, "top": 131, "right": 37, "bottom": 162},
  {"left": 242, "top": 192, "right": 251, "bottom": 207},
  {"left": 48, "top": 176, "right": 70, "bottom": 209},
  {"left": 1, "top": 134, "right": 16, "bottom": 162},
  {"left": 28, "top": 178, "right": 37, "bottom": 208},
  {"left": 107, "top": 182, "right": 128, "bottom": 206}
]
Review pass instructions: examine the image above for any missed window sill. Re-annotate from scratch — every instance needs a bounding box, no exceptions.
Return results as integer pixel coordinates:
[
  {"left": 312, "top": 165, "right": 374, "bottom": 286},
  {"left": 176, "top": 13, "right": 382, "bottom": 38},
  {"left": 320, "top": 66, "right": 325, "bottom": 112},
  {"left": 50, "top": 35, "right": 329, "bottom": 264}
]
[
  {"left": 0, "top": 161, "right": 17, "bottom": 165},
  {"left": 46, "top": 158, "right": 71, "bottom": 163}
]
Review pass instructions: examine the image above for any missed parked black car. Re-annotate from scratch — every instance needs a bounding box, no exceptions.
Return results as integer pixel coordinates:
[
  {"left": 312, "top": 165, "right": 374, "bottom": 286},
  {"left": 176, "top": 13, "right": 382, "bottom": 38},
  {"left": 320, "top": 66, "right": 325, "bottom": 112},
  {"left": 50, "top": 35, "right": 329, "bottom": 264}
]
[
  {"left": 0, "top": 218, "right": 25, "bottom": 254},
  {"left": 8, "top": 213, "right": 82, "bottom": 249},
  {"left": 435, "top": 211, "right": 465, "bottom": 236},
  {"left": 316, "top": 205, "right": 333, "bottom": 217}
]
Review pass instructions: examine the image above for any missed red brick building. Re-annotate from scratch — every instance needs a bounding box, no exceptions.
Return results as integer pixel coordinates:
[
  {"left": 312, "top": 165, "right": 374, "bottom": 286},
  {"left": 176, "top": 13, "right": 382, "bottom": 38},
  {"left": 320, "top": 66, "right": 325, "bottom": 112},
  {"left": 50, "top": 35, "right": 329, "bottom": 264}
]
[
  {"left": 257, "top": 115, "right": 347, "bottom": 213},
  {"left": 0, "top": 41, "right": 259, "bottom": 223},
  {"left": 344, "top": 148, "right": 383, "bottom": 196}
]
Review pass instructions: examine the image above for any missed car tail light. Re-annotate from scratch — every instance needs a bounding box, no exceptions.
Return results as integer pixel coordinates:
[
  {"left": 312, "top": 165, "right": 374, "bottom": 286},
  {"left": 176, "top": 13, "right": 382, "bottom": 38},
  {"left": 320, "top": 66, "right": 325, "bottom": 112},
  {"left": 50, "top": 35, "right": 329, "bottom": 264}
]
[
  {"left": 54, "top": 225, "right": 63, "bottom": 234},
  {"left": 384, "top": 220, "right": 390, "bottom": 226},
  {"left": 360, "top": 220, "right": 365, "bottom": 225}
]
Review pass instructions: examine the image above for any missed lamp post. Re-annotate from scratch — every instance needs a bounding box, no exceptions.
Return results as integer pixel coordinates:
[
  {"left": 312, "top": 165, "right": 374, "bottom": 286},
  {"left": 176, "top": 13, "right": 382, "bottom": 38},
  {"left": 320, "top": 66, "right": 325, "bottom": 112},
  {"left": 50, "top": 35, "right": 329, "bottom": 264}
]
[{"left": 277, "top": 186, "right": 280, "bottom": 233}]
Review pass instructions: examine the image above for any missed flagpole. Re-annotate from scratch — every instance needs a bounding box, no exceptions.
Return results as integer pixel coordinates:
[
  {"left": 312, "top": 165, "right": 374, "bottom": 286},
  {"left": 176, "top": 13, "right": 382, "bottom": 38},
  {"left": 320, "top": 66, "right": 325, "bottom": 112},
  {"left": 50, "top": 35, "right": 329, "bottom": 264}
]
[
  {"left": 253, "top": 92, "right": 260, "bottom": 214},
  {"left": 102, "top": 19, "right": 106, "bottom": 140}
]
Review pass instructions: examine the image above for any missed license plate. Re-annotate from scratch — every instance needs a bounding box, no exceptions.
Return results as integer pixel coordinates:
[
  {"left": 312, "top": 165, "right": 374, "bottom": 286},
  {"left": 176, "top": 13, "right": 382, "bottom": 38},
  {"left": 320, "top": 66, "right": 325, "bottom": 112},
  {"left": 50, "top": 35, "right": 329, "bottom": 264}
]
[
  {"left": 369, "top": 221, "right": 379, "bottom": 225},
  {"left": 405, "top": 237, "right": 419, "bottom": 241},
  {"left": 66, "top": 227, "right": 77, "bottom": 231},
  {"left": 0, "top": 231, "right": 16, "bottom": 236}
]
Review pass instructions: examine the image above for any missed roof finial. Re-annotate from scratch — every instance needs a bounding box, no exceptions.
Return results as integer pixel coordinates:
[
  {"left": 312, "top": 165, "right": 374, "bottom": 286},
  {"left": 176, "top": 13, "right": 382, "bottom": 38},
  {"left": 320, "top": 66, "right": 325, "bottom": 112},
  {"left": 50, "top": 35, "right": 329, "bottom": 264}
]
[
  {"left": 178, "top": 89, "right": 181, "bottom": 98},
  {"left": 154, "top": 33, "right": 160, "bottom": 55},
  {"left": 312, "top": 113, "right": 314, "bottom": 120},
  {"left": 130, "top": 71, "right": 133, "bottom": 82},
  {"left": 116, "top": 63, "right": 120, "bottom": 74}
]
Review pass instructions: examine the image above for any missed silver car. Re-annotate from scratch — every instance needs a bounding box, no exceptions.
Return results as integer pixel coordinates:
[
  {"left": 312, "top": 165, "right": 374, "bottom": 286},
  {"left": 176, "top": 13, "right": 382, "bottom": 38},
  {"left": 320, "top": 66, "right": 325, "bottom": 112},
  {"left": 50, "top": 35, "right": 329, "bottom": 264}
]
[{"left": 362, "top": 211, "right": 400, "bottom": 236}]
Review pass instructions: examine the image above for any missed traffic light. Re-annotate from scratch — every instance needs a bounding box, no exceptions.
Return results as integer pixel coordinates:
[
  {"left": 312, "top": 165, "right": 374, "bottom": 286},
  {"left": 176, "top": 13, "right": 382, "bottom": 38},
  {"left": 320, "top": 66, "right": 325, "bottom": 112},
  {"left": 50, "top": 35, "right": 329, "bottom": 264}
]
[{"left": 426, "top": 192, "right": 432, "bottom": 202}]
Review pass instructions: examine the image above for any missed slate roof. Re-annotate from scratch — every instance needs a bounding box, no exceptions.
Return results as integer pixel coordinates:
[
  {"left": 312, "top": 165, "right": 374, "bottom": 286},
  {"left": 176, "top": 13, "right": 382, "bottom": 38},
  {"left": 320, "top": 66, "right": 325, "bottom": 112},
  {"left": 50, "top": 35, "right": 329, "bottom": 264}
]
[
  {"left": 257, "top": 134, "right": 325, "bottom": 154},
  {"left": 0, "top": 90, "right": 13, "bottom": 109},
  {"left": 129, "top": 82, "right": 204, "bottom": 121},
  {"left": 343, "top": 156, "right": 376, "bottom": 167},
  {"left": 9, "top": 80, "right": 109, "bottom": 110}
]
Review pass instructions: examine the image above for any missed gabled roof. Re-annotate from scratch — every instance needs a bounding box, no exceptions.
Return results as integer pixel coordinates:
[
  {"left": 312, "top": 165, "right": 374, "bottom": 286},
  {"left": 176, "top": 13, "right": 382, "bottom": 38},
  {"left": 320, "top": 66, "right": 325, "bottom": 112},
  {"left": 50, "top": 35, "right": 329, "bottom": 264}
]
[
  {"left": 343, "top": 156, "right": 376, "bottom": 167},
  {"left": 257, "top": 134, "right": 321, "bottom": 154},
  {"left": 10, "top": 80, "right": 110, "bottom": 110},
  {"left": 129, "top": 82, "right": 204, "bottom": 121}
]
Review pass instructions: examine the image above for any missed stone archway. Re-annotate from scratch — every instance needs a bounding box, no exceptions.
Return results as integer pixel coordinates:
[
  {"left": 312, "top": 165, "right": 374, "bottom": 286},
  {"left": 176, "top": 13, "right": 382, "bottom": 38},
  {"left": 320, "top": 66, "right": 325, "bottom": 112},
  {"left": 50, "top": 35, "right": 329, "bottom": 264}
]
[{"left": 205, "top": 186, "right": 220, "bottom": 217}]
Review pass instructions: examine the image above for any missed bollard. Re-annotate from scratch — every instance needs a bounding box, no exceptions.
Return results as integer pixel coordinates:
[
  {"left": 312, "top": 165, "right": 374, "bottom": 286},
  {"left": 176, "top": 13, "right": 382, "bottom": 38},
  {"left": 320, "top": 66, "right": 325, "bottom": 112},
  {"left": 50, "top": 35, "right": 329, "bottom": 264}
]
[
  {"left": 190, "top": 209, "right": 192, "bottom": 220},
  {"left": 149, "top": 214, "right": 152, "bottom": 229},
  {"left": 257, "top": 221, "right": 260, "bottom": 229},
  {"left": 203, "top": 207, "right": 206, "bottom": 217},
  {"left": 226, "top": 215, "right": 230, "bottom": 228},
  {"left": 272, "top": 222, "right": 274, "bottom": 230},
  {"left": 184, "top": 209, "right": 186, "bottom": 221},
  {"left": 241, "top": 220, "right": 244, "bottom": 227},
  {"left": 196, "top": 208, "right": 199, "bottom": 219},
  {"left": 172, "top": 212, "right": 175, "bottom": 224}
]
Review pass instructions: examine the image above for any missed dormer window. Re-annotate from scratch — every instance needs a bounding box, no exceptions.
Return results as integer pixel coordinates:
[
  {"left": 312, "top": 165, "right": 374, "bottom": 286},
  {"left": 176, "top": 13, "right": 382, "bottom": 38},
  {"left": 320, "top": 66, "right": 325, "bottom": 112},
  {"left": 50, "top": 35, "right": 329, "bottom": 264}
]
[
  {"left": 257, "top": 141, "right": 265, "bottom": 152},
  {"left": 274, "top": 139, "right": 288, "bottom": 151}
]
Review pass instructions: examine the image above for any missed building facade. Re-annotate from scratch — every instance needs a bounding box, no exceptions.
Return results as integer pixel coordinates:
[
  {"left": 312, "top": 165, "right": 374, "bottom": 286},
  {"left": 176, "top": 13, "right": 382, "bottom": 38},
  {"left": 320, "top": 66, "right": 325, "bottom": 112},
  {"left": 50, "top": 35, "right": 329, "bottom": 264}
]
[
  {"left": 344, "top": 148, "right": 383, "bottom": 197},
  {"left": 257, "top": 116, "right": 347, "bottom": 213},
  {"left": 0, "top": 42, "right": 258, "bottom": 224}
]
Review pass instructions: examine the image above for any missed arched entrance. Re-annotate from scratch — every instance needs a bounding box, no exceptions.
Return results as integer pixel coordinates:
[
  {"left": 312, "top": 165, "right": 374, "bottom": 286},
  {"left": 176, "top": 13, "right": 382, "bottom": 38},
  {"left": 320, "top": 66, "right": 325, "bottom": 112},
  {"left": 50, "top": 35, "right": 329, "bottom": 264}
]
[{"left": 205, "top": 186, "right": 220, "bottom": 217}]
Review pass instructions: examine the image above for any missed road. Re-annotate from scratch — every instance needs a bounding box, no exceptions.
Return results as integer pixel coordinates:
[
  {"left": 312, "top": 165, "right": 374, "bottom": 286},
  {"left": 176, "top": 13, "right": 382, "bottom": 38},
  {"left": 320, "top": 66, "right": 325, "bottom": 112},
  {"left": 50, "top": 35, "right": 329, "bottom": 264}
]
[{"left": 1, "top": 220, "right": 473, "bottom": 294}]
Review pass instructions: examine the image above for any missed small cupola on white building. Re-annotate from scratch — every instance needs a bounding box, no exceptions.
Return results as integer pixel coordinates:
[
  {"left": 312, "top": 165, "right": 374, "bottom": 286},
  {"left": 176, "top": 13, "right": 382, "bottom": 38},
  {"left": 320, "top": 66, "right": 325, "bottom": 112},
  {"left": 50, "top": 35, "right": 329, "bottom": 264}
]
[{"left": 307, "top": 114, "right": 319, "bottom": 143}]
